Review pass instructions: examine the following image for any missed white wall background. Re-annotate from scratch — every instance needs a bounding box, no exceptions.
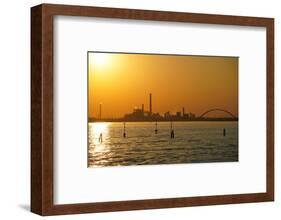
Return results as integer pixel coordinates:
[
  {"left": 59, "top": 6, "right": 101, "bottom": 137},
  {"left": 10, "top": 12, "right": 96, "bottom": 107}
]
[{"left": 0, "top": 0, "right": 279, "bottom": 219}]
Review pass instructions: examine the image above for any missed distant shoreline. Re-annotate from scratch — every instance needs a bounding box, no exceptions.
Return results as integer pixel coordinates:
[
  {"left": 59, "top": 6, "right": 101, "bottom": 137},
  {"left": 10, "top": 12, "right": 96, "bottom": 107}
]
[{"left": 88, "top": 118, "right": 238, "bottom": 123}]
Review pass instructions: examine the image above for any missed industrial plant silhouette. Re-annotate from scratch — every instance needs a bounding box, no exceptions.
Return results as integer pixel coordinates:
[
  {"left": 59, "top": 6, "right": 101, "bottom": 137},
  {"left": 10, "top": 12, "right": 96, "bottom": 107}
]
[{"left": 89, "top": 93, "right": 238, "bottom": 122}]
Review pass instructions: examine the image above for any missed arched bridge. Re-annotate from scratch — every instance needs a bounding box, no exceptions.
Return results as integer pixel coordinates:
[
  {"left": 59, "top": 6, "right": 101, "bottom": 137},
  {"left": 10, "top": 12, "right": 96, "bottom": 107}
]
[{"left": 199, "top": 108, "right": 237, "bottom": 119}]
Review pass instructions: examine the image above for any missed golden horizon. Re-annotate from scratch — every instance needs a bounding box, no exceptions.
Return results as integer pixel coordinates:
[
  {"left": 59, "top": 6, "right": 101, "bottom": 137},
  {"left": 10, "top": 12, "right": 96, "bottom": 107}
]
[{"left": 88, "top": 52, "right": 238, "bottom": 119}]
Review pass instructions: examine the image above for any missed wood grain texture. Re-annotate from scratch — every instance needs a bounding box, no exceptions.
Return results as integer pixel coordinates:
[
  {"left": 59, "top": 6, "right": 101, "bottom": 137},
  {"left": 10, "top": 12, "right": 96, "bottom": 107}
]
[
  {"left": 31, "top": 3, "right": 274, "bottom": 216},
  {"left": 31, "top": 5, "right": 43, "bottom": 215},
  {"left": 266, "top": 19, "right": 274, "bottom": 201}
]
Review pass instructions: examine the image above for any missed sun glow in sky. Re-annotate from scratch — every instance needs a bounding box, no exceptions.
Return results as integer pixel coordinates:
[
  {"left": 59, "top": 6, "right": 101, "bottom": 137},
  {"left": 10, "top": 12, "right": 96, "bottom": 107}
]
[
  {"left": 89, "top": 53, "right": 113, "bottom": 71},
  {"left": 88, "top": 52, "right": 238, "bottom": 119},
  {"left": 90, "top": 53, "right": 109, "bottom": 67}
]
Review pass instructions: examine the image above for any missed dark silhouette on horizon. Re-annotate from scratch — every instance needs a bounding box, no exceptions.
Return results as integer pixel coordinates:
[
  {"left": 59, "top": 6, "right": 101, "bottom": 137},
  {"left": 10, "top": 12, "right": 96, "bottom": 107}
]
[{"left": 89, "top": 93, "right": 238, "bottom": 122}]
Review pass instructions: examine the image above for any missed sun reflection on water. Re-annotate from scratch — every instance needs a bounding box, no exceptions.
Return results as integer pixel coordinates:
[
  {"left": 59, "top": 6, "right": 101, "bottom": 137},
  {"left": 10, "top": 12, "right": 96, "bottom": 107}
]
[
  {"left": 89, "top": 122, "right": 110, "bottom": 152},
  {"left": 88, "top": 121, "right": 238, "bottom": 167},
  {"left": 93, "top": 122, "right": 109, "bottom": 136}
]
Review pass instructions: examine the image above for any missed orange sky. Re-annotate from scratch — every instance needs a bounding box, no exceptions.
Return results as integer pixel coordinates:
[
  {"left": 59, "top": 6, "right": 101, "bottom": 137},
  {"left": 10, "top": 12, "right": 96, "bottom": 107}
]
[{"left": 88, "top": 52, "right": 238, "bottom": 119}]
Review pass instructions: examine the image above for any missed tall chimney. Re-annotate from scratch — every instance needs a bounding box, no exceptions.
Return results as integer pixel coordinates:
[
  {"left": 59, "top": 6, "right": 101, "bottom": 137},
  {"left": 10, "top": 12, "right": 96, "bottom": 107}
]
[
  {"left": 149, "top": 93, "right": 152, "bottom": 115},
  {"left": 142, "top": 104, "right": 144, "bottom": 113},
  {"left": 182, "top": 107, "right": 185, "bottom": 116}
]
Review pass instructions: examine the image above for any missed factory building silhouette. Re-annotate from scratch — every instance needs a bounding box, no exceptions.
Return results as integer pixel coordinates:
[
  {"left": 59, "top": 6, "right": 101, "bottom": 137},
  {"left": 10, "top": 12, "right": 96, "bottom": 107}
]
[
  {"left": 89, "top": 93, "right": 238, "bottom": 122},
  {"left": 123, "top": 93, "right": 195, "bottom": 121}
]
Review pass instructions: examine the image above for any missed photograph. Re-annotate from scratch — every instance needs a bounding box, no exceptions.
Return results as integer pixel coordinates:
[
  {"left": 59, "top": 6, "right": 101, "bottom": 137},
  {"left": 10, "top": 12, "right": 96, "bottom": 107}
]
[
  {"left": 29, "top": 3, "right": 274, "bottom": 215},
  {"left": 88, "top": 52, "right": 238, "bottom": 167}
]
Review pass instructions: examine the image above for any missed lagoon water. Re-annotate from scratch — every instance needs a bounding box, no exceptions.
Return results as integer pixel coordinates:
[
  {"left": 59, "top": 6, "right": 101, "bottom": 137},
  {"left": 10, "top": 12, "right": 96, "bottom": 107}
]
[{"left": 88, "top": 121, "right": 238, "bottom": 167}]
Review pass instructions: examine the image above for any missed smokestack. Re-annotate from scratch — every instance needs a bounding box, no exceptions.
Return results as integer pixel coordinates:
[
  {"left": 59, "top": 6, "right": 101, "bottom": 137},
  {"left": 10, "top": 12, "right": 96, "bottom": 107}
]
[
  {"left": 149, "top": 93, "right": 152, "bottom": 115},
  {"left": 142, "top": 104, "right": 144, "bottom": 113},
  {"left": 183, "top": 107, "right": 185, "bottom": 116}
]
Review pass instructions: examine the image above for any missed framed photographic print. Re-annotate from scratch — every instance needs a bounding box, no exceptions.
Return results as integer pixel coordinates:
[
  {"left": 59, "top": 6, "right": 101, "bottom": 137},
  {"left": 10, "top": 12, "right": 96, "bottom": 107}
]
[{"left": 31, "top": 4, "right": 274, "bottom": 216}]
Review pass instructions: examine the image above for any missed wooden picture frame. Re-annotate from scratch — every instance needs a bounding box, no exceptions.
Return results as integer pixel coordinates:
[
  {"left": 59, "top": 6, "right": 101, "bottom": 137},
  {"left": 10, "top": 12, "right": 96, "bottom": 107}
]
[{"left": 31, "top": 3, "right": 274, "bottom": 216}]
